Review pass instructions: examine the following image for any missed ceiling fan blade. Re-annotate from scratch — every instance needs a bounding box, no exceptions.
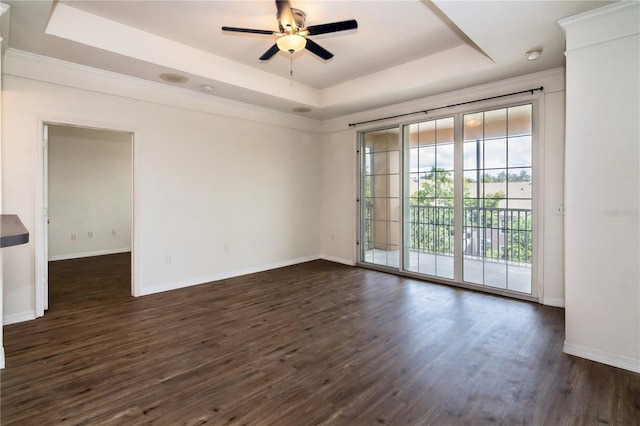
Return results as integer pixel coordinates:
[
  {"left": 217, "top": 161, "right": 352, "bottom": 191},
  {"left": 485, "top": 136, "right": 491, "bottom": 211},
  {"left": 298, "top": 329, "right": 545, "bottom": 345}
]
[
  {"left": 222, "top": 26, "right": 275, "bottom": 35},
  {"left": 259, "top": 44, "right": 280, "bottom": 61},
  {"left": 306, "top": 19, "right": 358, "bottom": 36},
  {"left": 305, "top": 39, "right": 333, "bottom": 60}
]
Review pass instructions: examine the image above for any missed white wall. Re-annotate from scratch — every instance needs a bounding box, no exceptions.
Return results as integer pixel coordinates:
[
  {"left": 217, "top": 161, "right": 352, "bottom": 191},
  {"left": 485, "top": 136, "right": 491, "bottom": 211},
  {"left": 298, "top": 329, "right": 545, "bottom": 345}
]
[
  {"left": 319, "top": 129, "right": 357, "bottom": 265},
  {"left": 319, "top": 68, "right": 567, "bottom": 306},
  {"left": 2, "top": 51, "right": 321, "bottom": 323},
  {"left": 541, "top": 90, "right": 565, "bottom": 307},
  {"left": 561, "top": 2, "right": 640, "bottom": 373},
  {"left": 48, "top": 125, "right": 132, "bottom": 260}
]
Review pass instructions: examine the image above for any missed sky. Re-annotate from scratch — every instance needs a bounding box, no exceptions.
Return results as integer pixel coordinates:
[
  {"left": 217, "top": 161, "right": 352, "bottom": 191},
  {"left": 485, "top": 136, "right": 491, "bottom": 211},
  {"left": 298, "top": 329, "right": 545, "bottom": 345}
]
[{"left": 404, "top": 136, "right": 532, "bottom": 174}]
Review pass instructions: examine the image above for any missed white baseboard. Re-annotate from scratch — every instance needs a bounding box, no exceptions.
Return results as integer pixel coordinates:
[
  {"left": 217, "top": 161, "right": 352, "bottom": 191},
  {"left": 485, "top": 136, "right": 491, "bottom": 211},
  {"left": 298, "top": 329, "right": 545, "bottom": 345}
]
[
  {"left": 319, "top": 254, "right": 355, "bottom": 266},
  {"left": 138, "top": 255, "right": 321, "bottom": 296},
  {"left": 1, "top": 346, "right": 5, "bottom": 369},
  {"left": 564, "top": 341, "right": 640, "bottom": 373},
  {"left": 49, "top": 247, "right": 131, "bottom": 261},
  {"left": 543, "top": 297, "right": 565, "bottom": 308},
  {"left": 3, "top": 310, "right": 36, "bottom": 325}
]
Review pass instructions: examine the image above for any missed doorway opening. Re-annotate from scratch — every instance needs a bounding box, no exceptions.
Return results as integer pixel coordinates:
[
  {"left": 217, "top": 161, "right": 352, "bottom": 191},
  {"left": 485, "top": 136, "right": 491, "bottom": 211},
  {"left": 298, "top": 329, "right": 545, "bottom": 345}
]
[{"left": 43, "top": 123, "right": 133, "bottom": 313}]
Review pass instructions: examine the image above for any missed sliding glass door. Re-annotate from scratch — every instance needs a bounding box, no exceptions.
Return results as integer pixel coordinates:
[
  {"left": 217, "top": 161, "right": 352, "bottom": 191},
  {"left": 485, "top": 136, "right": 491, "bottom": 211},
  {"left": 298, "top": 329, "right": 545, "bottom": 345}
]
[
  {"left": 403, "top": 118, "right": 455, "bottom": 279},
  {"left": 358, "top": 103, "right": 534, "bottom": 297},
  {"left": 360, "top": 128, "right": 400, "bottom": 268},
  {"left": 462, "top": 105, "right": 533, "bottom": 292}
]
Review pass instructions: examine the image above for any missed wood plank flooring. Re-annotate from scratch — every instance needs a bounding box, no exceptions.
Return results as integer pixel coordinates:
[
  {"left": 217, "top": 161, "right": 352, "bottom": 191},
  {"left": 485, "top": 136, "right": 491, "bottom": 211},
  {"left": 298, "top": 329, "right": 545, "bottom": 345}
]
[{"left": 2, "top": 253, "right": 639, "bottom": 425}]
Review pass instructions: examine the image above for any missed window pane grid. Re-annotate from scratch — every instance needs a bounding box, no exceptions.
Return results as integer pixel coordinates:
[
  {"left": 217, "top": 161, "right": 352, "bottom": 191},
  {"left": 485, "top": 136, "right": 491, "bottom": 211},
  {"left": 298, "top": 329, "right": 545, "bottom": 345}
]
[
  {"left": 462, "top": 104, "right": 533, "bottom": 293},
  {"left": 361, "top": 128, "right": 400, "bottom": 268},
  {"left": 403, "top": 118, "right": 455, "bottom": 279}
]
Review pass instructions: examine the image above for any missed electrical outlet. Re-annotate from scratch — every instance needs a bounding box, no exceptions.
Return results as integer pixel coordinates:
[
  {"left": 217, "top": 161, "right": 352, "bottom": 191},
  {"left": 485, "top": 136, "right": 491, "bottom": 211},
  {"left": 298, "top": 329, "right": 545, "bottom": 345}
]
[
  {"left": 166, "top": 255, "right": 174, "bottom": 264},
  {"left": 71, "top": 233, "right": 76, "bottom": 241}
]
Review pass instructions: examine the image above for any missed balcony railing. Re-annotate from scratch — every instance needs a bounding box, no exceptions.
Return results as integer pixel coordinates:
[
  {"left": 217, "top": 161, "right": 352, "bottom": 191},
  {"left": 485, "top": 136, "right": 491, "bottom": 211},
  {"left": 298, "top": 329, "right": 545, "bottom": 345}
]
[
  {"left": 364, "top": 203, "right": 532, "bottom": 265},
  {"left": 462, "top": 205, "right": 532, "bottom": 264}
]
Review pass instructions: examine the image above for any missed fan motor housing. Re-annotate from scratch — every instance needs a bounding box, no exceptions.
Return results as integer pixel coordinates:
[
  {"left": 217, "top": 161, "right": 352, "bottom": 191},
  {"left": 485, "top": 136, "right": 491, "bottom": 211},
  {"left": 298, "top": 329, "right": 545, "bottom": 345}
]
[{"left": 278, "top": 8, "right": 306, "bottom": 33}]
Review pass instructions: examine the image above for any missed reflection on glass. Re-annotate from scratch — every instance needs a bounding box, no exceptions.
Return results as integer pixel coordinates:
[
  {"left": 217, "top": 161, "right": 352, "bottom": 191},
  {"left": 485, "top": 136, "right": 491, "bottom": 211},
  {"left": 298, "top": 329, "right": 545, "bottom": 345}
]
[
  {"left": 436, "top": 117, "right": 454, "bottom": 143},
  {"left": 373, "top": 175, "right": 387, "bottom": 198},
  {"left": 464, "top": 113, "right": 483, "bottom": 141},
  {"left": 388, "top": 151, "right": 400, "bottom": 174},
  {"left": 484, "top": 108, "right": 507, "bottom": 139},
  {"left": 508, "top": 104, "right": 532, "bottom": 136}
]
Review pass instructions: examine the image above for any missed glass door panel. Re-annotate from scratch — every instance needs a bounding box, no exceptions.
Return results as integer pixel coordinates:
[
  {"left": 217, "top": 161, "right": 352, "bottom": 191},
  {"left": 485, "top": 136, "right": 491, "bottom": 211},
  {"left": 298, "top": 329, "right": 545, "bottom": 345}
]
[
  {"left": 462, "top": 105, "right": 533, "bottom": 293},
  {"left": 403, "top": 117, "right": 455, "bottom": 279},
  {"left": 361, "top": 128, "right": 400, "bottom": 268}
]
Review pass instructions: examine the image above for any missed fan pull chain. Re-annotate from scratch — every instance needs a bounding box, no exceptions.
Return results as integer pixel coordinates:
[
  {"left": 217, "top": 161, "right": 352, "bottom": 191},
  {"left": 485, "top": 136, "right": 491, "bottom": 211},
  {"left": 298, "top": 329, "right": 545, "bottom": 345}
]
[{"left": 290, "top": 52, "right": 294, "bottom": 77}]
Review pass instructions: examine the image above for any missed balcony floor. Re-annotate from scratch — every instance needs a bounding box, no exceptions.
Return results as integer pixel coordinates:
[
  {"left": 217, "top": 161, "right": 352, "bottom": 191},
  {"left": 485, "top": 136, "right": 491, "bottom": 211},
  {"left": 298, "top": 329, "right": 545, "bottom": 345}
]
[{"left": 364, "top": 249, "right": 531, "bottom": 294}]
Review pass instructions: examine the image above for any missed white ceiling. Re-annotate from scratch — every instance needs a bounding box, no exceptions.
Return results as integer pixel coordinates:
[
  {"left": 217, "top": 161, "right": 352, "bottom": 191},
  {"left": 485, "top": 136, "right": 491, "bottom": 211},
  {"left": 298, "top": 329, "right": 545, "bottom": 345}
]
[{"left": 2, "top": 0, "right": 613, "bottom": 120}]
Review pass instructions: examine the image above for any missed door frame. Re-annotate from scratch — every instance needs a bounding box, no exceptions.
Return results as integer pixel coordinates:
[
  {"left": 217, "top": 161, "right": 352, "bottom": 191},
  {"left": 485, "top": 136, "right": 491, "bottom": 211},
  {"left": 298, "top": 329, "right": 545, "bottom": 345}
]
[{"left": 35, "top": 118, "right": 137, "bottom": 317}]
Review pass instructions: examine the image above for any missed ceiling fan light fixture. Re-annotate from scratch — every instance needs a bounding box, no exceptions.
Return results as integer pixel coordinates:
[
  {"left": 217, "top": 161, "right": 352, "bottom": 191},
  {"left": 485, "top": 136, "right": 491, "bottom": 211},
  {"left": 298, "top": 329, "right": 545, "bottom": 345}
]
[
  {"left": 277, "top": 34, "right": 307, "bottom": 53},
  {"left": 465, "top": 117, "right": 483, "bottom": 128}
]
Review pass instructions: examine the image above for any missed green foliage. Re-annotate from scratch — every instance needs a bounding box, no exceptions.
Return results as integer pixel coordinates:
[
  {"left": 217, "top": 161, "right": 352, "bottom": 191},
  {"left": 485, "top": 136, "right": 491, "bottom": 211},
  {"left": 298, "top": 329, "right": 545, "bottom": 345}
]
[
  {"left": 363, "top": 175, "right": 372, "bottom": 198},
  {"left": 411, "top": 167, "right": 506, "bottom": 208},
  {"left": 409, "top": 205, "right": 454, "bottom": 254},
  {"left": 472, "top": 169, "right": 531, "bottom": 183},
  {"left": 504, "top": 214, "right": 532, "bottom": 264},
  {"left": 408, "top": 167, "right": 530, "bottom": 264},
  {"left": 411, "top": 168, "right": 454, "bottom": 206},
  {"left": 484, "top": 190, "right": 506, "bottom": 208}
]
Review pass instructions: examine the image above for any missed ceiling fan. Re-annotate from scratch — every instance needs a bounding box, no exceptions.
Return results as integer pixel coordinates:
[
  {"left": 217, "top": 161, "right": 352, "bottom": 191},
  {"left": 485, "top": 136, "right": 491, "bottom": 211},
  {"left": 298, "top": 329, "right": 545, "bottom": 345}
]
[{"left": 221, "top": 0, "right": 358, "bottom": 61}]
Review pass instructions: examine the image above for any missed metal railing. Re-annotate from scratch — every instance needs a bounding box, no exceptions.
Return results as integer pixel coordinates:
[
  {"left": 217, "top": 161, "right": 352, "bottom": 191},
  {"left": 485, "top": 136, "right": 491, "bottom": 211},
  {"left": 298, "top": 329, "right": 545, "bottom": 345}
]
[
  {"left": 462, "top": 206, "right": 532, "bottom": 265},
  {"left": 363, "top": 203, "right": 532, "bottom": 265}
]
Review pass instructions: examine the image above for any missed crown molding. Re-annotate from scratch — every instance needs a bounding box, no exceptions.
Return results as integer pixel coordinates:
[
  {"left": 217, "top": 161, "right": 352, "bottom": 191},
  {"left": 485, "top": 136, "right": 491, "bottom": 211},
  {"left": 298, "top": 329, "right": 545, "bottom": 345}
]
[
  {"left": 321, "top": 67, "right": 565, "bottom": 134},
  {"left": 558, "top": 0, "right": 639, "bottom": 33},
  {"left": 3, "top": 48, "right": 323, "bottom": 134}
]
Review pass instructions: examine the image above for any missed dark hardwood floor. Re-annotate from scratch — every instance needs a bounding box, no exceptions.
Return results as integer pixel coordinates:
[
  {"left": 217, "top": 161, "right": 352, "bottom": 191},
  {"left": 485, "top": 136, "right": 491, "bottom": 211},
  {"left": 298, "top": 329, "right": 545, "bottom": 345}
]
[{"left": 2, "top": 254, "right": 639, "bottom": 425}]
